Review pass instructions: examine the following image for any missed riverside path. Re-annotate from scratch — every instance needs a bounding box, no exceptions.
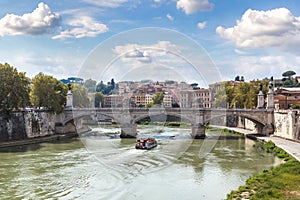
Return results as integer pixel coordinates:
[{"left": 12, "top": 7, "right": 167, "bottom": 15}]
[{"left": 212, "top": 125, "right": 300, "bottom": 162}]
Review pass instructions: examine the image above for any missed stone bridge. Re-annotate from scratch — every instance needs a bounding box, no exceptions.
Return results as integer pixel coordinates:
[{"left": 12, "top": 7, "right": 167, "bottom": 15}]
[{"left": 60, "top": 107, "right": 274, "bottom": 138}]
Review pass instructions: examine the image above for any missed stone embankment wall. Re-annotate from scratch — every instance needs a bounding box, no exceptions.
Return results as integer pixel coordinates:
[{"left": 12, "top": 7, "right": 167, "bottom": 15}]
[
  {"left": 274, "top": 110, "right": 300, "bottom": 142},
  {"left": 0, "top": 111, "right": 74, "bottom": 142}
]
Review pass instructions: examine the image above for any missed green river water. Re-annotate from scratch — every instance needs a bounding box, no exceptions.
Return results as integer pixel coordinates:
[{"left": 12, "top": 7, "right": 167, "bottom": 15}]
[{"left": 0, "top": 125, "right": 281, "bottom": 200}]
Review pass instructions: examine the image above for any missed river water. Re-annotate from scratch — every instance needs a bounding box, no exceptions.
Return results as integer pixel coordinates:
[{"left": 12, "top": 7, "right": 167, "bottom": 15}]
[{"left": 0, "top": 125, "right": 281, "bottom": 200}]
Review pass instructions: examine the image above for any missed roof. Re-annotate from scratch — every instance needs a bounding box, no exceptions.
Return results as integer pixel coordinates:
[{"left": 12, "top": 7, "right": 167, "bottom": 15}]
[{"left": 276, "top": 87, "right": 300, "bottom": 92}]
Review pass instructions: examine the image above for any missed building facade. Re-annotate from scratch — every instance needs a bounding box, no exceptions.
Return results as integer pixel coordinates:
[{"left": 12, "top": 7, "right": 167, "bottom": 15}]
[{"left": 274, "top": 88, "right": 300, "bottom": 109}]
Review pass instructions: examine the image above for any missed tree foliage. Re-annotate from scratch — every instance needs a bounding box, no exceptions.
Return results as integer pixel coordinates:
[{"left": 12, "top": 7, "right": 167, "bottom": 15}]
[
  {"left": 72, "top": 84, "right": 90, "bottom": 108},
  {"left": 94, "top": 92, "right": 105, "bottom": 107},
  {"left": 0, "top": 63, "right": 30, "bottom": 112},
  {"left": 214, "top": 80, "right": 269, "bottom": 109},
  {"left": 96, "top": 79, "right": 118, "bottom": 95},
  {"left": 152, "top": 92, "right": 164, "bottom": 105},
  {"left": 30, "top": 73, "right": 67, "bottom": 113},
  {"left": 84, "top": 78, "right": 97, "bottom": 93},
  {"left": 282, "top": 70, "right": 296, "bottom": 79}
]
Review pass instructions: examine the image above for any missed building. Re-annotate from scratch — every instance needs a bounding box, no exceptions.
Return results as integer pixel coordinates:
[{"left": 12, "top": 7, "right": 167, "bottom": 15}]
[
  {"left": 145, "top": 94, "right": 153, "bottom": 105},
  {"left": 104, "top": 95, "right": 123, "bottom": 108},
  {"left": 179, "top": 89, "right": 210, "bottom": 108},
  {"left": 274, "top": 87, "right": 300, "bottom": 109},
  {"left": 133, "top": 94, "right": 146, "bottom": 107},
  {"left": 163, "top": 94, "right": 173, "bottom": 108}
]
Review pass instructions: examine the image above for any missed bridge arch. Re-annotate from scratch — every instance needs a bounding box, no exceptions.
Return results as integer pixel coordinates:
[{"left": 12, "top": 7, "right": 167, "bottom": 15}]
[
  {"left": 133, "top": 112, "right": 193, "bottom": 124},
  {"left": 204, "top": 112, "right": 266, "bottom": 131}
]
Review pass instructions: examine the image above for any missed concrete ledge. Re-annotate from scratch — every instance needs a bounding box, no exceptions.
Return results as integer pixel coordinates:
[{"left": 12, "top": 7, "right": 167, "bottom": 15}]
[{"left": 0, "top": 133, "right": 78, "bottom": 148}]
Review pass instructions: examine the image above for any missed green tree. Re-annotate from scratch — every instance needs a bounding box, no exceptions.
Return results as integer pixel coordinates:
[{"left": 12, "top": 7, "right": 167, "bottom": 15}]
[
  {"left": 282, "top": 70, "right": 296, "bottom": 80},
  {"left": 232, "top": 82, "right": 251, "bottom": 108},
  {"left": 30, "top": 73, "right": 67, "bottom": 113},
  {"left": 94, "top": 92, "right": 105, "bottom": 107},
  {"left": 213, "top": 87, "right": 227, "bottom": 108},
  {"left": 84, "top": 78, "right": 97, "bottom": 93},
  {"left": 172, "top": 102, "right": 180, "bottom": 108},
  {"left": 72, "top": 84, "right": 90, "bottom": 108},
  {"left": 96, "top": 81, "right": 106, "bottom": 93},
  {"left": 0, "top": 63, "right": 30, "bottom": 112},
  {"left": 146, "top": 103, "right": 153, "bottom": 108},
  {"left": 152, "top": 92, "right": 164, "bottom": 105},
  {"left": 111, "top": 78, "right": 115, "bottom": 90}
]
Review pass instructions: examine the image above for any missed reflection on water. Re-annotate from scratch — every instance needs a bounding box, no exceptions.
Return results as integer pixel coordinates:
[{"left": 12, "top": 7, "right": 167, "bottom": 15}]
[{"left": 0, "top": 126, "right": 281, "bottom": 200}]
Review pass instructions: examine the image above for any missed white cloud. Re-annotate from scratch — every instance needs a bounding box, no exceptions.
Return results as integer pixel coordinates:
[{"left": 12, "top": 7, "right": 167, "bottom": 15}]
[
  {"left": 0, "top": 2, "right": 60, "bottom": 36},
  {"left": 176, "top": 0, "right": 214, "bottom": 14},
  {"left": 113, "top": 41, "right": 182, "bottom": 64},
  {"left": 13, "top": 53, "right": 82, "bottom": 79},
  {"left": 221, "top": 54, "right": 300, "bottom": 80},
  {"left": 166, "top": 14, "right": 174, "bottom": 21},
  {"left": 216, "top": 8, "right": 300, "bottom": 53},
  {"left": 197, "top": 21, "right": 207, "bottom": 29},
  {"left": 234, "top": 49, "right": 248, "bottom": 55},
  {"left": 52, "top": 16, "right": 108, "bottom": 40},
  {"left": 82, "top": 0, "right": 128, "bottom": 8}
]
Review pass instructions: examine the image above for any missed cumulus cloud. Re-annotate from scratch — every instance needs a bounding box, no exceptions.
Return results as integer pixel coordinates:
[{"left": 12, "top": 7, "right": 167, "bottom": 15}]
[
  {"left": 166, "top": 14, "right": 174, "bottom": 21},
  {"left": 234, "top": 55, "right": 300, "bottom": 79},
  {"left": 216, "top": 8, "right": 300, "bottom": 53},
  {"left": 0, "top": 2, "right": 60, "bottom": 36},
  {"left": 52, "top": 16, "right": 108, "bottom": 40},
  {"left": 113, "top": 41, "right": 182, "bottom": 63},
  {"left": 82, "top": 0, "right": 128, "bottom": 8},
  {"left": 176, "top": 0, "right": 214, "bottom": 14},
  {"left": 197, "top": 21, "right": 207, "bottom": 29}
]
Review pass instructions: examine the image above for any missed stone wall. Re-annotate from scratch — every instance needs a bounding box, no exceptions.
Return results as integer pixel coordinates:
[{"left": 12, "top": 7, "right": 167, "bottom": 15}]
[
  {"left": 0, "top": 112, "right": 27, "bottom": 141},
  {"left": 0, "top": 110, "right": 69, "bottom": 142},
  {"left": 274, "top": 110, "right": 300, "bottom": 141}
]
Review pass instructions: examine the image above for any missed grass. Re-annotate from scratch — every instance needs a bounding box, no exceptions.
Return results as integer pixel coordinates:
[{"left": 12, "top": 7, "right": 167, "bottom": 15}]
[{"left": 227, "top": 141, "right": 300, "bottom": 200}]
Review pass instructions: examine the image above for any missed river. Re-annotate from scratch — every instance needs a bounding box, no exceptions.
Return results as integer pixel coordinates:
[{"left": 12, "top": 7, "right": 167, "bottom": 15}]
[{"left": 0, "top": 125, "right": 281, "bottom": 200}]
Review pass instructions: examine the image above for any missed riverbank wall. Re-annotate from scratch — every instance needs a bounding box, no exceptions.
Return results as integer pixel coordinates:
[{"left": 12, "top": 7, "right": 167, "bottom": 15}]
[
  {"left": 273, "top": 110, "right": 300, "bottom": 141},
  {"left": 0, "top": 111, "right": 75, "bottom": 142},
  {"left": 224, "top": 111, "right": 300, "bottom": 143}
]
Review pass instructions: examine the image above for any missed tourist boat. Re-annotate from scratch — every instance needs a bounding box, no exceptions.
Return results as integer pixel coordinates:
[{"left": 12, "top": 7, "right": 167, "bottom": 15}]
[{"left": 135, "top": 138, "right": 157, "bottom": 150}]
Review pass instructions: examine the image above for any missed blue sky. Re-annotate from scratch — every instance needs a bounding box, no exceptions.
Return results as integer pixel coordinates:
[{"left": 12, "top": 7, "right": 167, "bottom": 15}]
[{"left": 1, "top": 0, "right": 300, "bottom": 85}]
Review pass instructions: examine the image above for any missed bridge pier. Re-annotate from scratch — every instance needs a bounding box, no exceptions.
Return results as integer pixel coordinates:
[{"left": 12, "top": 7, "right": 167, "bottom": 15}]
[
  {"left": 255, "top": 123, "right": 274, "bottom": 136},
  {"left": 261, "top": 124, "right": 274, "bottom": 136},
  {"left": 191, "top": 123, "right": 206, "bottom": 139},
  {"left": 120, "top": 123, "right": 137, "bottom": 138}
]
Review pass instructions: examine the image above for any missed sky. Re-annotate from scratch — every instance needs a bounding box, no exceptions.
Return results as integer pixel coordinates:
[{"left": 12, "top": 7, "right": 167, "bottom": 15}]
[{"left": 1, "top": 0, "right": 300, "bottom": 86}]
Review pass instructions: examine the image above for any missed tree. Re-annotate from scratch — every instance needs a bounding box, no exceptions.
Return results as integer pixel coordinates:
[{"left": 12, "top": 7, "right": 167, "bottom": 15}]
[
  {"left": 96, "top": 81, "right": 106, "bottom": 94},
  {"left": 190, "top": 83, "right": 198, "bottom": 88},
  {"left": 172, "top": 102, "right": 180, "bottom": 108},
  {"left": 84, "top": 78, "right": 97, "bottom": 93},
  {"left": 72, "top": 84, "right": 90, "bottom": 108},
  {"left": 152, "top": 92, "right": 164, "bottom": 105},
  {"left": 146, "top": 103, "right": 153, "bottom": 108},
  {"left": 0, "top": 63, "right": 30, "bottom": 112},
  {"left": 30, "top": 73, "right": 67, "bottom": 113},
  {"left": 111, "top": 78, "right": 115, "bottom": 90},
  {"left": 94, "top": 92, "right": 105, "bottom": 107},
  {"left": 282, "top": 70, "right": 296, "bottom": 80},
  {"left": 213, "top": 87, "right": 227, "bottom": 108}
]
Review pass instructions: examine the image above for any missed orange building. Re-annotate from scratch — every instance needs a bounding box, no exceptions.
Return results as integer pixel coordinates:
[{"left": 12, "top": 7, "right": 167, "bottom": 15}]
[{"left": 274, "top": 88, "right": 300, "bottom": 109}]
